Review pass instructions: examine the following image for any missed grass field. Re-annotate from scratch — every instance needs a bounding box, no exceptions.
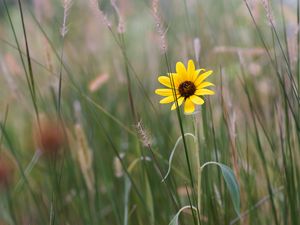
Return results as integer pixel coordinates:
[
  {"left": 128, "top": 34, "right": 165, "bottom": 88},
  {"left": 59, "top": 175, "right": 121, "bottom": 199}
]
[{"left": 0, "top": 0, "right": 299, "bottom": 224}]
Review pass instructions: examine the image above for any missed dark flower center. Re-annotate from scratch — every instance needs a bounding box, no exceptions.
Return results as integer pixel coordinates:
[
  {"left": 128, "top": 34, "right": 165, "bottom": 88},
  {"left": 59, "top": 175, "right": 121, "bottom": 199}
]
[{"left": 178, "top": 81, "right": 196, "bottom": 98}]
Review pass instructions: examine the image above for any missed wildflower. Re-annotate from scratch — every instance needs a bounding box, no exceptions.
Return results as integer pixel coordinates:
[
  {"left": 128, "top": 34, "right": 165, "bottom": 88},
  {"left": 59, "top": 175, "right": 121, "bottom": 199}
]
[{"left": 155, "top": 60, "right": 215, "bottom": 113}]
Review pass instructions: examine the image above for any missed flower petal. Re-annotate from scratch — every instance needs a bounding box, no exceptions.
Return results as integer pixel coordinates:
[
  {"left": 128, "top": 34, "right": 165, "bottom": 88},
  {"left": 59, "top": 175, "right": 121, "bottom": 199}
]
[
  {"left": 197, "top": 82, "right": 215, "bottom": 89},
  {"left": 190, "top": 95, "right": 205, "bottom": 105},
  {"left": 187, "top": 60, "right": 195, "bottom": 80},
  {"left": 192, "top": 69, "right": 205, "bottom": 82},
  {"left": 195, "top": 70, "right": 213, "bottom": 86},
  {"left": 184, "top": 98, "right": 195, "bottom": 113},
  {"left": 159, "top": 95, "right": 178, "bottom": 104},
  {"left": 155, "top": 88, "right": 174, "bottom": 96},
  {"left": 176, "top": 61, "right": 187, "bottom": 79},
  {"left": 171, "top": 74, "right": 181, "bottom": 87},
  {"left": 158, "top": 76, "right": 172, "bottom": 88},
  {"left": 171, "top": 97, "right": 184, "bottom": 110},
  {"left": 195, "top": 88, "right": 215, "bottom": 95},
  {"left": 158, "top": 74, "right": 180, "bottom": 88}
]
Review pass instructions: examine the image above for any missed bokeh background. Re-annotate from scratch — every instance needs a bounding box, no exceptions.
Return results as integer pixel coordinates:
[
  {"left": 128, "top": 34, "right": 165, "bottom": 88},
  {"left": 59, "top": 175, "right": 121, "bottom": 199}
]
[{"left": 0, "top": 0, "right": 299, "bottom": 224}]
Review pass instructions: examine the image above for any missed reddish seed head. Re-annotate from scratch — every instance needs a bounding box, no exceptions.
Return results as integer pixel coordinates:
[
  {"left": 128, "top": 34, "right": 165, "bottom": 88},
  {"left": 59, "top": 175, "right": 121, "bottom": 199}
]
[
  {"left": 0, "top": 153, "right": 15, "bottom": 189},
  {"left": 34, "top": 117, "right": 65, "bottom": 156}
]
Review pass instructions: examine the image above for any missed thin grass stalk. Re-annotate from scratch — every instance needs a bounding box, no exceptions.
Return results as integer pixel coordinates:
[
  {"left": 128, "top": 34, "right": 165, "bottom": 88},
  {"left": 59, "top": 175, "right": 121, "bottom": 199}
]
[
  {"left": 0, "top": 21, "right": 135, "bottom": 135},
  {"left": 48, "top": 153, "right": 62, "bottom": 225},
  {"left": 277, "top": 104, "right": 291, "bottom": 222},
  {"left": 241, "top": 75, "right": 280, "bottom": 225},
  {"left": 29, "top": 6, "right": 171, "bottom": 142},
  {"left": 16, "top": 0, "right": 35, "bottom": 96},
  {"left": 14, "top": 151, "right": 41, "bottom": 192},
  {"left": 244, "top": 0, "right": 300, "bottom": 134},
  {"left": 32, "top": 0, "right": 173, "bottom": 144},
  {"left": 185, "top": 183, "right": 198, "bottom": 225},
  {"left": 220, "top": 88, "right": 239, "bottom": 181},
  {"left": 220, "top": 67, "right": 234, "bottom": 222},
  {"left": 16, "top": 0, "right": 40, "bottom": 122},
  {"left": 0, "top": 123, "right": 47, "bottom": 224},
  {"left": 238, "top": 50, "right": 280, "bottom": 224},
  {"left": 57, "top": 37, "right": 65, "bottom": 116},
  {"left": 262, "top": 1, "right": 299, "bottom": 103},
  {"left": 207, "top": 99, "right": 219, "bottom": 162},
  {"left": 279, "top": 0, "right": 291, "bottom": 66},
  {"left": 49, "top": 178, "right": 56, "bottom": 225},
  {"left": 297, "top": 0, "right": 300, "bottom": 151},
  {"left": 230, "top": 186, "right": 284, "bottom": 225},
  {"left": 89, "top": 0, "right": 161, "bottom": 120},
  {"left": 282, "top": 80, "right": 299, "bottom": 224},
  {"left": 270, "top": 25, "right": 299, "bottom": 104},
  {"left": 6, "top": 189, "right": 17, "bottom": 225},
  {"left": 238, "top": 53, "right": 276, "bottom": 152},
  {"left": 206, "top": 98, "right": 223, "bottom": 195},
  {"left": 250, "top": 102, "right": 279, "bottom": 225},
  {"left": 0, "top": 105, "right": 9, "bottom": 155},
  {"left": 3, "top": 0, "right": 39, "bottom": 123},
  {"left": 136, "top": 122, "right": 182, "bottom": 211},
  {"left": 28, "top": 10, "right": 77, "bottom": 89},
  {"left": 277, "top": 103, "right": 298, "bottom": 224},
  {"left": 0, "top": 38, "right": 56, "bottom": 77},
  {"left": 118, "top": 31, "right": 157, "bottom": 223},
  {"left": 87, "top": 107, "right": 149, "bottom": 215},
  {"left": 119, "top": 34, "right": 138, "bottom": 123}
]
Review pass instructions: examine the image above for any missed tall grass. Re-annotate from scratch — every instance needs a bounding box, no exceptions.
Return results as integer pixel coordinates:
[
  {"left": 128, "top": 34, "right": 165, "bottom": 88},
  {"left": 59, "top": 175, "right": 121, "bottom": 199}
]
[{"left": 0, "top": 0, "right": 299, "bottom": 224}]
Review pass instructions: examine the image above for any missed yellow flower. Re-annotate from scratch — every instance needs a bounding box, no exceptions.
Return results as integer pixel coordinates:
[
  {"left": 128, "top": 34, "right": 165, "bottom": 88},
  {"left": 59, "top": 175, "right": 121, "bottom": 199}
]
[{"left": 155, "top": 60, "right": 215, "bottom": 114}]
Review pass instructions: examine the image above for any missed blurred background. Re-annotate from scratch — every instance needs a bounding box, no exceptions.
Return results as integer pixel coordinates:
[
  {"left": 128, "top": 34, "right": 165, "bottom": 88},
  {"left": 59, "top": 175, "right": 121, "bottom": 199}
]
[{"left": 0, "top": 0, "right": 299, "bottom": 224}]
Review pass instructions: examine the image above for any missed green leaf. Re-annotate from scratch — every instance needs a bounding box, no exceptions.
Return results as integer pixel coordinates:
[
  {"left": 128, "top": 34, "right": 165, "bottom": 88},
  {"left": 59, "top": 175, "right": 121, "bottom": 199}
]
[
  {"left": 201, "top": 162, "right": 240, "bottom": 215},
  {"left": 162, "top": 133, "right": 196, "bottom": 181},
  {"left": 169, "top": 206, "right": 197, "bottom": 225}
]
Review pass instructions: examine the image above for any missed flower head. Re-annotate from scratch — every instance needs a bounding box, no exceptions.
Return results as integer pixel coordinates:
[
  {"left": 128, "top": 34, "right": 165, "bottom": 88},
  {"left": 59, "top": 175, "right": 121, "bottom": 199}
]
[{"left": 155, "top": 60, "right": 215, "bottom": 113}]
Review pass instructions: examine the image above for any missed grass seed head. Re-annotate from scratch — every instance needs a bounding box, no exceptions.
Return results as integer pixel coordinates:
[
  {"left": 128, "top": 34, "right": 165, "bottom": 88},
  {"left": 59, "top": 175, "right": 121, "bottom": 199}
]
[
  {"left": 34, "top": 116, "right": 66, "bottom": 157},
  {"left": 0, "top": 152, "right": 16, "bottom": 189}
]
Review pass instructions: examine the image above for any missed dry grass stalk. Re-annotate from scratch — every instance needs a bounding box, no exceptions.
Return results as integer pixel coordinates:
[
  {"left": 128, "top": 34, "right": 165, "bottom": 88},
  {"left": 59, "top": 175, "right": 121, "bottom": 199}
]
[
  {"left": 89, "top": 0, "right": 112, "bottom": 29},
  {"left": 151, "top": 0, "right": 168, "bottom": 53},
  {"left": 136, "top": 120, "right": 152, "bottom": 147},
  {"left": 75, "top": 124, "right": 95, "bottom": 195},
  {"left": 88, "top": 73, "right": 109, "bottom": 92},
  {"left": 43, "top": 38, "right": 54, "bottom": 74},
  {"left": 110, "top": 0, "right": 125, "bottom": 33},
  {"left": 61, "top": 0, "right": 73, "bottom": 37},
  {"left": 221, "top": 71, "right": 240, "bottom": 182},
  {"left": 261, "top": 0, "right": 275, "bottom": 26}
]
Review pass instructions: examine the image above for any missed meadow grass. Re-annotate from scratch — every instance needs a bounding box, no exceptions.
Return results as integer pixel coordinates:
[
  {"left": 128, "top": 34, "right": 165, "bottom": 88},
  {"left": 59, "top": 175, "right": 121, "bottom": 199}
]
[{"left": 0, "top": 0, "right": 299, "bottom": 224}]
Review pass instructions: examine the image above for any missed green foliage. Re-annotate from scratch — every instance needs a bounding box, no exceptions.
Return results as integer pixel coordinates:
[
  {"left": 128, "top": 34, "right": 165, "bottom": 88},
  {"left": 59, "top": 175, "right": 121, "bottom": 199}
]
[{"left": 201, "top": 162, "right": 240, "bottom": 215}]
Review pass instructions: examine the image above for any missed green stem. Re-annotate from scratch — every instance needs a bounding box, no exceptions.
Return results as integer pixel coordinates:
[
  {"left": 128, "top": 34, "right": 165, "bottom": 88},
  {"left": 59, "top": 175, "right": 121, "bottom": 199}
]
[{"left": 194, "top": 115, "right": 201, "bottom": 225}]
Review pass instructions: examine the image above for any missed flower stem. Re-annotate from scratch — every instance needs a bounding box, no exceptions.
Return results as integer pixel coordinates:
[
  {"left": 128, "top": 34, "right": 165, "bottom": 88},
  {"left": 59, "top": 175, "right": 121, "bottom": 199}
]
[{"left": 194, "top": 115, "right": 202, "bottom": 225}]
